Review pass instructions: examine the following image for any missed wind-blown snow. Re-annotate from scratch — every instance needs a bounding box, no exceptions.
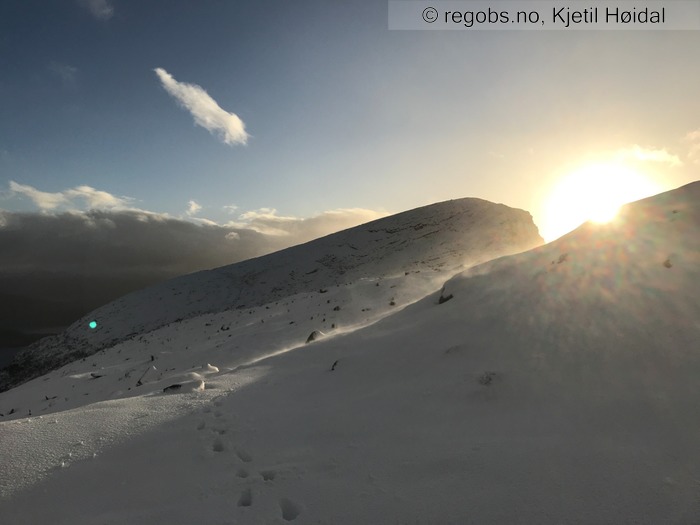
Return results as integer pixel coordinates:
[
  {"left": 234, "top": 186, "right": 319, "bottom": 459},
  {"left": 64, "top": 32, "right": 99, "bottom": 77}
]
[
  {"left": 2, "top": 184, "right": 699, "bottom": 524},
  {"left": 1, "top": 197, "right": 541, "bottom": 392}
]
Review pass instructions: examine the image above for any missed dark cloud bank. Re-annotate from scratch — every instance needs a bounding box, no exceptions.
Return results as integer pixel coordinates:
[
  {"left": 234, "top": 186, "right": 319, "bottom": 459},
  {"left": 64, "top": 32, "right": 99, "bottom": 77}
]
[{"left": 0, "top": 208, "right": 380, "bottom": 347}]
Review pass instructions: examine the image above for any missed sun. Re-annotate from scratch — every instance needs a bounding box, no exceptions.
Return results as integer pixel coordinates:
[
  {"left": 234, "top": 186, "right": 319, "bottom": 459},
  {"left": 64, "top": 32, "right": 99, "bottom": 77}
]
[{"left": 540, "top": 162, "right": 662, "bottom": 242}]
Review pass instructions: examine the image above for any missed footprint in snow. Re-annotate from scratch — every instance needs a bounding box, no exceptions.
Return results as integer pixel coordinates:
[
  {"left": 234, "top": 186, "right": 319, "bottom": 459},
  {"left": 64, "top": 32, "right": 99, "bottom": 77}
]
[
  {"left": 201, "top": 409, "right": 297, "bottom": 517},
  {"left": 235, "top": 448, "right": 253, "bottom": 463},
  {"left": 280, "top": 498, "right": 302, "bottom": 521},
  {"left": 260, "top": 470, "right": 276, "bottom": 481},
  {"left": 237, "top": 487, "right": 252, "bottom": 507},
  {"left": 212, "top": 437, "right": 225, "bottom": 453}
]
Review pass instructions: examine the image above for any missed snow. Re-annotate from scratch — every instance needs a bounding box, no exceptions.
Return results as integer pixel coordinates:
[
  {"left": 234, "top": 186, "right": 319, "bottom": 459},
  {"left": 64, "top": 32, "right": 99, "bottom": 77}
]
[
  {"left": 1, "top": 196, "right": 541, "bottom": 394},
  {"left": 1, "top": 184, "right": 700, "bottom": 523}
]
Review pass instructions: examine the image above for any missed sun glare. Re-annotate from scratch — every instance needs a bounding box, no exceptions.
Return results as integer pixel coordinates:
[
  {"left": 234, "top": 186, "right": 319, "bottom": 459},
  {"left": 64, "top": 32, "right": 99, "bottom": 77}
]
[{"left": 541, "top": 162, "right": 662, "bottom": 242}]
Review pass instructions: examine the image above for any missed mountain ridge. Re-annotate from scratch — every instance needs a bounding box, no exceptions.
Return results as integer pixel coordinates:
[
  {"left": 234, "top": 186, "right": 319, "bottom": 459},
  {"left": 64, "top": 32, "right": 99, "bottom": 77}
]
[{"left": 0, "top": 196, "right": 543, "bottom": 393}]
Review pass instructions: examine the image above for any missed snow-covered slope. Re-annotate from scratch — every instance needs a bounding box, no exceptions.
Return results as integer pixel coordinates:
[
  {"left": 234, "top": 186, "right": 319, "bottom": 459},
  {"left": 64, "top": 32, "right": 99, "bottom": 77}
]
[
  {"left": 0, "top": 197, "right": 541, "bottom": 392},
  {"left": 2, "top": 182, "right": 700, "bottom": 524}
]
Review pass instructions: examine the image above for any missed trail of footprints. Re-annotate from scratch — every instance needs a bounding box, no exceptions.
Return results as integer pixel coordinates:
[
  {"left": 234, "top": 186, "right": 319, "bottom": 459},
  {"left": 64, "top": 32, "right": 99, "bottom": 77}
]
[{"left": 198, "top": 398, "right": 302, "bottom": 521}]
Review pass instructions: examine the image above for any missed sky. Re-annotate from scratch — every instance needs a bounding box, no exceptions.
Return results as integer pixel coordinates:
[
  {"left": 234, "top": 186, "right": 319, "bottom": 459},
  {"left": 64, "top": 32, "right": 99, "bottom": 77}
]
[
  {"left": 0, "top": 0, "right": 699, "bottom": 334},
  {"left": 1, "top": 0, "right": 698, "bottom": 223}
]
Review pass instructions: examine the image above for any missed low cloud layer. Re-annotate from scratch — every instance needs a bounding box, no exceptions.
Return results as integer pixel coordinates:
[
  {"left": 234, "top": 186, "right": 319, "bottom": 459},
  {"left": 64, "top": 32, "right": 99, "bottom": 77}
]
[
  {"left": 0, "top": 206, "right": 384, "bottom": 274},
  {"left": 78, "top": 0, "right": 114, "bottom": 20},
  {"left": 154, "top": 68, "right": 249, "bottom": 146},
  {"left": 8, "top": 181, "right": 132, "bottom": 211},
  {"left": 0, "top": 201, "right": 383, "bottom": 338},
  {"left": 229, "top": 208, "right": 387, "bottom": 238}
]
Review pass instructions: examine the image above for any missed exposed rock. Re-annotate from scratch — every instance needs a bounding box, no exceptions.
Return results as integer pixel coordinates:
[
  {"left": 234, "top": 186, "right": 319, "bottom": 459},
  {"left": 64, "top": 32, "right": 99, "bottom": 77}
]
[{"left": 306, "top": 331, "right": 325, "bottom": 344}]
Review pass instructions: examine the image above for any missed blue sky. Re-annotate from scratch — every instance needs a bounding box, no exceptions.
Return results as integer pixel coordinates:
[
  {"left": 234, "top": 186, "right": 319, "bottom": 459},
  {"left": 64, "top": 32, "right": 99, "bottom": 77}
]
[{"left": 1, "top": 0, "right": 699, "bottom": 241}]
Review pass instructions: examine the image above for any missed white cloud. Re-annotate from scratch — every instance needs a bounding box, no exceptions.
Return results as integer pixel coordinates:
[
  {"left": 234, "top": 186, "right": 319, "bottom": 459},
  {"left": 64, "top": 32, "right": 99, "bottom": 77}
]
[
  {"left": 64, "top": 185, "right": 131, "bottom": 209},
  {"left": 615, "top": 145, "right": 682, "bottom": 167},
  {"left": 223, "top": 204, "right": 239, "bottom": 214},
  {"left": 225, "top": 231, "right": 240, "bottom": 241},
  {"left": 49, "top": 62, "right": 78, "bottom": 86},
  {"left": 228, "top": 207, "right": 387, "bottom": 238},
  {"left": 78, "top": 0, "right": 114, "bottom": 20},
  {"left": 154, "top": 68, "right": 249, "bottom": 146},
  {"left": 190, "top": 217, "right": 218, "bottom": 226},
  {"left": 233, "top": 208, "right": 288, "bottom": 235},
  {"left": 238, "top": 207, "right": 277, "bottom": 222},
  {"left": 186, "top": 200, "right": 202, "bottom": 216},
  {"left": 4, "top": 180, "right": 387, "bottom": 276},
  {"left": 684, "top": 129, "right": 700, "bottom": 164},
  {"left": 9, "top": 181, "right": 69, "bottom": 210},
  {"left": 8, "top": 181, "right": 132, "bottom": 211},
  {"left": 5, "top": 183, "right": 383, "bottom": 244}
]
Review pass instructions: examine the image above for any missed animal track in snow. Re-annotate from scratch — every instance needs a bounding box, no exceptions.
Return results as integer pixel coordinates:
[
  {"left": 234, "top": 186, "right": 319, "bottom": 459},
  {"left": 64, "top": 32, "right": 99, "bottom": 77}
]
[
  {"left": 212, "top": 437, "right": 225, "bottom": 453},
  {"left": 260, "top": 470, "right": 276, "bottom": 481},
  {"left": 280, "top": 497, "right": 302, "bottom": 521},
  {"left": 200, "top": 401, "right": 297, "bottom": 517},
  {"left": 237, "top": 487, "right": 252, "bottom": 507},
  {"left": 235, "top": 448, "right": 253, "bottom": 462}
]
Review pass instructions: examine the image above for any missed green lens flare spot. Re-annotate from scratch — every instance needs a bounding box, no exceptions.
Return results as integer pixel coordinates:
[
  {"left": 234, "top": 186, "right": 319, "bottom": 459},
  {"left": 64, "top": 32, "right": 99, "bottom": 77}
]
[{"left": 89, "top": 321, "right": 97, "bottom": 329}]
